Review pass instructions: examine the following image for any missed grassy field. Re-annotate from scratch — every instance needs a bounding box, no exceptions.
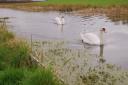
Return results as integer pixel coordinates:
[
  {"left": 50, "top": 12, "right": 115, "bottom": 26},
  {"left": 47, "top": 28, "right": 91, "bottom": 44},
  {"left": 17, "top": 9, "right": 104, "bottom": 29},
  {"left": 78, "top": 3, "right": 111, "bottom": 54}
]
[
  {"left": 0, "top": 0, "right": 128, "bottom": 12},
  {"left": 33, "top": 0, "right": 128, "bottom": 7}
]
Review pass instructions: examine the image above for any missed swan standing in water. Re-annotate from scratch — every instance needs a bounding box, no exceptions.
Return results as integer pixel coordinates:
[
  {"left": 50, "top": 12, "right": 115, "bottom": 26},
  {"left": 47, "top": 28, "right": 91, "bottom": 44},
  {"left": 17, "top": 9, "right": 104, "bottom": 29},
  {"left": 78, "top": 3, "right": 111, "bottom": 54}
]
[
  {"left": 55, "top": 16, "right": 65, "bottom": 25},
  {"left": 80, "top": 28, "right": 106, "bottom": 45}
]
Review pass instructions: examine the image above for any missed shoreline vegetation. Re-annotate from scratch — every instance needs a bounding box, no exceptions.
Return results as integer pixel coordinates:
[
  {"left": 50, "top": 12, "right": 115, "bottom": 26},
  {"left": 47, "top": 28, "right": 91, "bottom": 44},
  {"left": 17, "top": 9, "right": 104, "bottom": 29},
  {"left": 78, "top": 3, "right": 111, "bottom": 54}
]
[
  {"left": 0, "top": 1, "right": 128, "bottom": 23},
  {"left": 1, "top": 24, "right": 128, "bottom": 85},
  {"left": 0, "top": 0, "right": 128, "bottom": 12},
  {"left": 0, "top": 0, "right": 128, "bottom": 85},
  {"left": 0, "top": 21, "right": 62, "bottom": 85}
]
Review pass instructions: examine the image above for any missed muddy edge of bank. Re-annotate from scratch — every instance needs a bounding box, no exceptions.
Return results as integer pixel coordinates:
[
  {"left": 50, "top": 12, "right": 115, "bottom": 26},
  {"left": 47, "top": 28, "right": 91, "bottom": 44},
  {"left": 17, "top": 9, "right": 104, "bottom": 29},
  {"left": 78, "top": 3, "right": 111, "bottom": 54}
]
[{"left": 0, "top": 3, "right": 128, "bottom": 13}]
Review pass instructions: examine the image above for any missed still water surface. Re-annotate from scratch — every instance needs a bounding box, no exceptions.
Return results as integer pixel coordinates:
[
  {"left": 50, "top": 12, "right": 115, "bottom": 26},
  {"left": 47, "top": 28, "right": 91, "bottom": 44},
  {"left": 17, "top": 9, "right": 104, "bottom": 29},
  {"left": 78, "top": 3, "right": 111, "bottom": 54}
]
[{"left": 0, "top": 8, "right": 128, "bottom": 69}]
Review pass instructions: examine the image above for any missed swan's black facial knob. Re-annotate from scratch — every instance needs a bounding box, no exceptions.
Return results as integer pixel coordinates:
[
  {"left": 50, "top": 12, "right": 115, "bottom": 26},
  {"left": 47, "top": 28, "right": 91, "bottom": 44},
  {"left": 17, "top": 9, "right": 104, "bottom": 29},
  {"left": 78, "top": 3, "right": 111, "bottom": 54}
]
[
  {"left": 61, "top": 16, "right": 64, "bottom": 18},
  {"left": 100, "top": 28, "right": 106, "bottom": 33}
]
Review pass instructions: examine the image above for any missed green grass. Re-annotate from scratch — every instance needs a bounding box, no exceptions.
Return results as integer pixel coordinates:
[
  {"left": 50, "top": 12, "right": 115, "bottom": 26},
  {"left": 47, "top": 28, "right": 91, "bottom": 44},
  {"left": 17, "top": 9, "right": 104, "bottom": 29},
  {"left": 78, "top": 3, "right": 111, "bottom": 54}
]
[
  {"left": 0, "top": 36, "right": 33, "bottom": 70},
  {"left": 0, "top": 68, "right": 61, "bottom": 85},
  {"left": 23, "top": 68, "right": 61, "bottom": 85},
  {"left": 0, "top": 0, "right": 127, "bottom": 11},
  {"left": 33, "top": 0, "right": 128, "bottom": 7},
  {"left": 0, "top": 24, "right": 62, "bottom": 85},
  {"left": 0, "top": 28, "right": 14, "bottom": 43},
  {"left": 0, "top": 25, "right": 37, "bottom": 69},
  {"left": 0, "top": 68, "right": 25, "bottom": 85}
]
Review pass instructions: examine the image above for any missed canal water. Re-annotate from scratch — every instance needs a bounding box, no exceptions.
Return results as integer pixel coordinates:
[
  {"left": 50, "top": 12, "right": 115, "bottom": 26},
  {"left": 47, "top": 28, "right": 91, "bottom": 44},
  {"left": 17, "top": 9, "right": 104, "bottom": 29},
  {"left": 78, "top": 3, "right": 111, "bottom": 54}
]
[{"left": 0, "top": 8, "right": 128, "bottom": 69}]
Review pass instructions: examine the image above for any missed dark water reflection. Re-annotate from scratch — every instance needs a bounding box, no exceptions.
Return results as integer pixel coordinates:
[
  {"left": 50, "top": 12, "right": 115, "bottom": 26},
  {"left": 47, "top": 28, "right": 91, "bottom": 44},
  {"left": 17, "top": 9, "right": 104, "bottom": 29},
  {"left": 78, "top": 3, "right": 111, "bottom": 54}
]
[
  {"left": 0, "top": 8, "right": 128, "bottom": 69},
  {"left": 107, "top": 14, "right": 128, "bottom": 25}
]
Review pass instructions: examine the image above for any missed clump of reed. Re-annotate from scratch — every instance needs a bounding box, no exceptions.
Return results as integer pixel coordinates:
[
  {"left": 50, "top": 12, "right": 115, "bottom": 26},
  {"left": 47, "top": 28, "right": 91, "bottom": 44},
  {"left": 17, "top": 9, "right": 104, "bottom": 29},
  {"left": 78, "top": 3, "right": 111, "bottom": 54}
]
[
  {"left": 0, "top": 23, "right": 62, "bottom": 85},
  {"left": 0, "top": 28, "right": 14, "bottom": 43},
  {"left": 0, "top": 32, "right": 33, "bottom": 70}
]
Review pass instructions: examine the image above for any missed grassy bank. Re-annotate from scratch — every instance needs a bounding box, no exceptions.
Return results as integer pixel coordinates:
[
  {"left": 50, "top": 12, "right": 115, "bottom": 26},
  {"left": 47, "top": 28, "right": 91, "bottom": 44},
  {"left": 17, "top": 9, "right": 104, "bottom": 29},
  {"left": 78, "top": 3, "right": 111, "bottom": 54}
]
[
  {"left": 30, "top": 0, "right": 128, "bottom": 11},
  {"left": 34, "top": 0, "right": 128, "bottom": 7},
  {"left": 0, "top": 68, "right": 61, "bottom": 85},
  {"left": 0, "top": 24, "right": 62, "bottom": 85},
  {"left": 0, "top": 0, "right": 128, "bottom": 12}
]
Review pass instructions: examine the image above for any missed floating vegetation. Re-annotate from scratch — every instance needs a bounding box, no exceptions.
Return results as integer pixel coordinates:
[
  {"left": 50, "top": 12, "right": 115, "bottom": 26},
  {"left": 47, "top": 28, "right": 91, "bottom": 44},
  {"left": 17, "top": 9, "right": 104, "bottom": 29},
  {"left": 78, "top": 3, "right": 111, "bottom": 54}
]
[
  {"left": 80, "top": 64, "right": 128, "bottom": 85},
  {"left": 31, "top": 40, "right": 128, "bottom": 85}
]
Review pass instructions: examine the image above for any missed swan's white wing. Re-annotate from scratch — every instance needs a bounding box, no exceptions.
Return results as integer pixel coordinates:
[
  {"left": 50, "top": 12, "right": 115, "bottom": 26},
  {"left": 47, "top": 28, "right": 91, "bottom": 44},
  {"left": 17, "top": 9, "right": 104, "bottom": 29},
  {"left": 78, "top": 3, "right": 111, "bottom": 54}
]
[
  {"left": 55, "top": 17, "right": 65, "bottom": 25},
  {"left": 55, "top": 17, "right": 61, "bottom": 24},
  {"left": 80, "top": 33, "right": 100, "bottom": 45}
]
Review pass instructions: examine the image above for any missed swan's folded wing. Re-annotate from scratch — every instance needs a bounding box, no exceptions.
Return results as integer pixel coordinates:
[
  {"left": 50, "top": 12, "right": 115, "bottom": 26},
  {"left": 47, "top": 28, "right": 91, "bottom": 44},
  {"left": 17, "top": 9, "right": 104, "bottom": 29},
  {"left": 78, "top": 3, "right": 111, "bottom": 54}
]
[
  {"left": 55, "top": 17, "right": 61, "bottom": 24},
  {"left": 80, "top": 33, "right": 100, "bottom": 45}
]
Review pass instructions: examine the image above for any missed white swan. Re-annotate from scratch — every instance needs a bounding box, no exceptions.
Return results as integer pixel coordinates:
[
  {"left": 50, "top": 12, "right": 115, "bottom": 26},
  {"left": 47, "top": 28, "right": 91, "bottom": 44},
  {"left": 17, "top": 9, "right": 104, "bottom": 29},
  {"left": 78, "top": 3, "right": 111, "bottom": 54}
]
[
  {"left": 55, "top": 16, "right": 65, "bottom": 25},
  {"left": 80, "top": 28, "right": 106, "bottom": 45}
]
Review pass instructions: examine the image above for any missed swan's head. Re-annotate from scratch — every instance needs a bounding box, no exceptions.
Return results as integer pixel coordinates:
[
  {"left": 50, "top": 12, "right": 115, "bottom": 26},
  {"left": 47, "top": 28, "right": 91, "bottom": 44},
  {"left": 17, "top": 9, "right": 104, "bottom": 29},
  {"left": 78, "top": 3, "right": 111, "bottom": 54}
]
[
  {"left": 100, "top": 28, "right": 106, "bottom": 33},
  {"left": 61, "top": 16, "right": 64, "bottom": 18}
]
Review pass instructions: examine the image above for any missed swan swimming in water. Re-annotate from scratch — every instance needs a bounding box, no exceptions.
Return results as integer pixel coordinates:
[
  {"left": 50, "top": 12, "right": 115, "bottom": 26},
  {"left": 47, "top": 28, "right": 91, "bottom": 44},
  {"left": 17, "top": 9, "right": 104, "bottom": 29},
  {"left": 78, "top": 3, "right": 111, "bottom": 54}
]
[
  {"left": 80, "top": 28, "right": 106, "bottom": 45},
  {"left": 55, "top": 16, "right": 65, "bottom": 25}
]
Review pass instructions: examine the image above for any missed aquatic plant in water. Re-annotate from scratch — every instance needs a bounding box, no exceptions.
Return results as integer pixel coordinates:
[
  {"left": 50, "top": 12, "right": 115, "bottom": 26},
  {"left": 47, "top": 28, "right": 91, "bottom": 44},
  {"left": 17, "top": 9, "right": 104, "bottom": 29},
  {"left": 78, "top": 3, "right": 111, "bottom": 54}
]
[{"left": 31, "top": 40, "right": 128, "bottom": 85}]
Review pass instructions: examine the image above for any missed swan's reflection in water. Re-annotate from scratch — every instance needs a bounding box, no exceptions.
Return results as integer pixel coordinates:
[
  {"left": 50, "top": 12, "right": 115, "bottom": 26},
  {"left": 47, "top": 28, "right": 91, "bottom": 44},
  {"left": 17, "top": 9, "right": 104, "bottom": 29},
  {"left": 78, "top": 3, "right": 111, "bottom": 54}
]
[
  {"left": 57, "top": 24, "right": 64, "bottom": 33},
  {"left": 83, "top": 43, "right": 106, "bottom": 65},
  {"left": 99, "top": 45, "right": 106, "bottom": 64},
  {"left": 99, "top": 45, "right": 104, "bottom": 57}
]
